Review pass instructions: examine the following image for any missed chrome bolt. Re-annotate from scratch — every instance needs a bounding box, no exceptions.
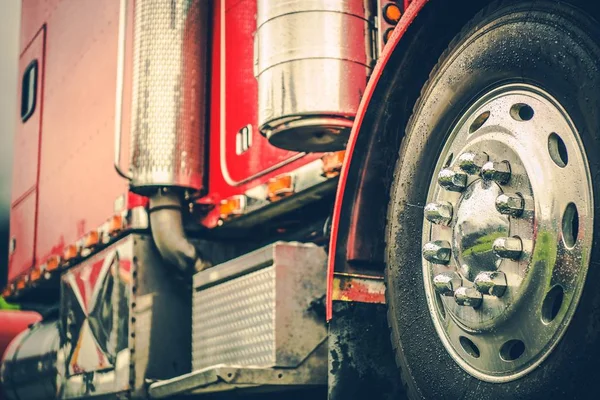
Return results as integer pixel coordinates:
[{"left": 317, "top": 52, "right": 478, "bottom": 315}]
[
  {"left": 423, "top": 240, "right": 452, "bottom": 265},
  {"left": 495, "top": 193, "right": 524, "bottom": 217},
  {"left": 493, "top": 236, "right": 523, "bottom": 260},
  {"left": 474, "top": 271, "right": 508, "bottom": 297},
  {"left": 424, "top": 202, "right": 453, "bottom": 225},
  {"left": 481, "top": 161, "right": 511, "bottom": 184},
  {"left": 454, "top": 286, "right": 483, "bottom": 308},
  {"left": 433, "top": 271, "right": 462, "bottom": 296},
  {"left": 438, "top": 169, "right": 467, "bottom": 192},
  {"left": 458, "top": 152, "right": 489, "bottom": 175}
]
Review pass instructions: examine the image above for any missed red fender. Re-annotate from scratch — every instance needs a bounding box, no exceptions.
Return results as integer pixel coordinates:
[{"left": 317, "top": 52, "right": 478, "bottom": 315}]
[
  {"left": 326, "top": 0, "right": 430, "bottom": 320},
  {"left": 0, "top": 310, "right": 42, "bottom": 361}
]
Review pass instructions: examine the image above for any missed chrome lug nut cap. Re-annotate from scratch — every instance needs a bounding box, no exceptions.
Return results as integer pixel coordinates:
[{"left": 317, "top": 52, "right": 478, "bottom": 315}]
[
  {"left": 458, "top": 152, "right": 489, "bottom": 175},
  {"left": 496, "top": 193, "right": 524, "bottom": 217},
  {"left": 481, "top": 161, "right": 511, "bottom": 184},
  {"left": 433, "top": 272, "right": 463, "bottom": 296},
  {"left": 423, "top": 240, "right": 452, "bottom": 264},
  {"left": 493, "top": 236, "right": 523, "bottom": 260},
  {"left": 424, "top": 202, "right": 453, "bottom": 225},
  {"left": 438, "top": 169, "right": 468, "bottom": 192},
  {"left": 454, "top": 286, "right": 483, "bottom": 308},
  {"left": 474, "top": 271, "right": 508, "bottom": 297}
]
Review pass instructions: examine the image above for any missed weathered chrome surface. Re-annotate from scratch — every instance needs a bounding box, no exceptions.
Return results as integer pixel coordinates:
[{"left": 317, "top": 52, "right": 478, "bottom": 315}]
[
  {"left": 255, "top": 0, "right": 375, "bottom": 151},
  {"left": 474, "top": 271, "right": 507, "bottom": 297},
  {"left": 454, "top": 287, "right": 483, "bottom": 308},
  {"left": 1, "top": 321, "right": 61, "bottom": 400},
  {"left": 495, "top": 193, "right": 524, "bottom": 217},
  {"left": 424, "top": 201, "right": 453, "bottom": 226},
  {"left": 130, "top": 0, "right": 208, "bottom": 193},
  {"left": 453, "top": 180, "right": 509, "bottom": 281},
  {"left": 458, "top": 151, "right": 489, "bottom": 175},
  {"left": 438, "top": 168, "right": 467, "bottom": 192},
  {"left": 481, "top": 160, "right": 511, "bottom": 184},
  {"left": 433, "top": 271, "right": 462, "bottom": 297},
  {"left": 492, "top": 236, "right": 523, "bottom": 260},
  {"left": 421, "top": 84, "right": 593, "bottom": 382},
  {"left": 192, "top": 242, "right": 327, "bottom": 372},
  {"left": 422, "top": 240, "right": 451, "bottom": 265}
]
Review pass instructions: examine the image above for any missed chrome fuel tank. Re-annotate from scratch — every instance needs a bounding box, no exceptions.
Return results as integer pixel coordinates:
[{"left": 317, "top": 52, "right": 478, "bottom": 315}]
[
  {"left": 255, "top": 0, "right": 376, "bottom": 152},
  {"left": 1, "top": 320, "right": 61, "bottom": 400}
]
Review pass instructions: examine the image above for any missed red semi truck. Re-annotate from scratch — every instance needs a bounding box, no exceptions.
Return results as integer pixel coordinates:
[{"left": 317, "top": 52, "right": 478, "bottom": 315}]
[{"left": 2, "top": 0, "right": 600, "bottom": 399}]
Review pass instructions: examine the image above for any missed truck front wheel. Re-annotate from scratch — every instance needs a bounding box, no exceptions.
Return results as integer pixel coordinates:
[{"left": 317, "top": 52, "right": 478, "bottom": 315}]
[{"left": 386, "top": 2, "right": 600, "bottom": 399}]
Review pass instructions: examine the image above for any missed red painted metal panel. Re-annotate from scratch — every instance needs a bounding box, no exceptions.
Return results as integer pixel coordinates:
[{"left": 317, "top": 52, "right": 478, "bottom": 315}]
[
  {"left": 34, "top": 0, "right": 132, "bottom": 266},
  {"left": 8, "top": 192, "right": 37, "bottom": 282},
  {"left": 326, "top": 0, "right": 429, "bottom": 320},
  {"left": 0, "top": 310, "right": 42, "bottom": 362},
  {"left": 199, "top": 0, "right": 321, "bottom": 228}
]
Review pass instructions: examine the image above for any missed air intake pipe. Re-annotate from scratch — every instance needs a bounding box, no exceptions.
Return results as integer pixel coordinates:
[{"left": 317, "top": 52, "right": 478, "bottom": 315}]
[{"left": 127, "top": 0, "right": 210, "bottom": 273}]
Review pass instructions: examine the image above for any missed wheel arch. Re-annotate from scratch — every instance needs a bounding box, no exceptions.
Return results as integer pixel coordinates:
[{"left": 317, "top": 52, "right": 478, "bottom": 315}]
[
  {"left": 326, "top": 0, "right": 600, "bottom": 320},
  {"left": 326, "top": 0, "right": 499, "bottom": 319}
]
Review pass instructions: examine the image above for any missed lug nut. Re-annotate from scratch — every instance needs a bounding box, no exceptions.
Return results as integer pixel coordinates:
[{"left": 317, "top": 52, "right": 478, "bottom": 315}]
[
  {"left": 438, "top": 169, "right": 467, "bottom": 192},
  {"left": 495, "top": 193, "right": 524, "bottom": 217},
  {"left": 493, "top": 236, "right": 522, "bottom": 260},
  {"left": 481, "top": 161, "right": 511, "bottom": 184},
  {"left": 433, "top": 271, "right": 462, "bottom": 296},
  {"left": 474, "top": 271, "right": 507, "bottom": 297},
  {"left": 454, "top": 286, "right": 483, "bottom": 308},
  {"left": 424, "top": 202, "right": 453, "bottom": 225},
  {"left": 423, "top": 240, "right": 452, "bottom": 265},
  {"left": 458, "top": 152, "right": 489, "bottom": 175}
]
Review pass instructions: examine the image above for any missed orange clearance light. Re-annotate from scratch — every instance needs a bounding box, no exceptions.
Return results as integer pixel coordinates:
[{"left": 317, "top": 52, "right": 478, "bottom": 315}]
[
  {"left": 108, "top": 214, "right": 124, "bottom": 236},
  {"left": 384, "top": 27, "right": 395, "bottom": 44},
  {"left": 267, "top": 174, "right": 295, "bottom": 202},
  {"left": 45, "top": 255, "right": 62, "bottom": 272},
  {"left": 321, "top": 150, "right": 346, "bottom": 178},
  {"left": 16, "top": 276, "right": 28, "bottom": 290},
  {"left": 383, "top": 3, "right": 402, "bottom": 24},
  {"left": 219, "top": 195, "right": 247, "bottom": 220},
  {"left": 63, "top": 244, "right": 80, "bottom": 261},
  {"left": 29, "top": 264, "right": 44, "bottom": 282},
  {"left": 83, "top": 230, "right": 100, "bottom": 248},
  {"left": 2, "top": 285, "right": 12, "bottom": 297}
]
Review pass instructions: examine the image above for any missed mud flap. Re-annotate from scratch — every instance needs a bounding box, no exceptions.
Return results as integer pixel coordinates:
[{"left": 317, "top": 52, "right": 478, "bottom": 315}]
[{"left": 328, "top": 302, "right": 405, "bottom": 400}]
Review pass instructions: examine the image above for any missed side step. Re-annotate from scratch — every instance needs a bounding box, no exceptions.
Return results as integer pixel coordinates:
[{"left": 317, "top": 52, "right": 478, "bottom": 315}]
[{"left": 148, "top": 341, "right": 327, "bottom": 398}]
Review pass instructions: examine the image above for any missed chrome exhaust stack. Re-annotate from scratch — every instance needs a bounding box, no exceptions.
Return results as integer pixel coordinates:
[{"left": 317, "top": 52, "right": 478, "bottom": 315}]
[{"left": 129, "top": 0, "right": 210, "bottom": 273}]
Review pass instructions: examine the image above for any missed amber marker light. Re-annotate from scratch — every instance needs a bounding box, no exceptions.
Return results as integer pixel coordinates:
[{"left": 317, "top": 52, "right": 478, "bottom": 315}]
[
  {"left": 219, "top": 195, "right": 247, "bottom": 220},
  {"left": 383, "top": 3, "right": 402, "bottom": 24},
  {"left": 83, "top": 230, "right": 100, "bottom": 248},
  {"left": 2, "top": 285, "right": 12, "bottom": 297},
  {"left": 45, "top": 255, "right": 62, "bottom": 272},
  {"left": 267, "top": 174, "right": 295, "bottom": 202},
  {"left": 321, "top": 150, "right": 346, "bottom": 178},
  {"left": 16, "top": 276, "right": 28, "bottom": 290},
  {"left": 63, "top": 244, "right": 80, "bottom": 262},
  {"left": 108, "top": 214, "right": 125, "bottom": 236},
  {"left": 29, "top": 264, "right": 44, "bottom": 282},
  {"left": 384, "top": 27, "right": 395, "bottom": 44}
]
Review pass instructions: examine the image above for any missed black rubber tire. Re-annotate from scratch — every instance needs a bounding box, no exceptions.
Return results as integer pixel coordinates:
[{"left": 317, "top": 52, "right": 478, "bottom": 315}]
[{"left": 385, "top": 2, "right": 600, "bottom": 399}]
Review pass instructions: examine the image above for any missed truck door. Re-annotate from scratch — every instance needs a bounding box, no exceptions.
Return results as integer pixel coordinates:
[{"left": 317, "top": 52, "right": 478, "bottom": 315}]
[{"left": 8, "top": 27, "right": 45, "bottom": 282}]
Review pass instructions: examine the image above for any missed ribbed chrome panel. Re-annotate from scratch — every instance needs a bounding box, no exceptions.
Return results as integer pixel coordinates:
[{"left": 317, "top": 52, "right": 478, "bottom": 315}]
[
  {"left": 130, "top": 0, "right": 208, "bottom": 193},
  {"left": 192, "top": 266, "right": 276, "bottom": 370}
]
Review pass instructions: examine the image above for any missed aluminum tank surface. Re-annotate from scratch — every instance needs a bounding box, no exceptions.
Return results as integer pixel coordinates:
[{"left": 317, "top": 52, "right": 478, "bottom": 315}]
[
  {"left": 130, "top": 0, "right": 208, "bottom": 194},
  {"left": 1, "top": 321, "right": 61, "bottom": 400},
  {"left": 255, "top": 0, "right": 375, "bottom": 152}
]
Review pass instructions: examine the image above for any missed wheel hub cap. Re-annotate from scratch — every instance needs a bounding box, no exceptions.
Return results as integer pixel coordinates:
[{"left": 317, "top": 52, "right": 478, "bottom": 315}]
[{"left": 421, "top": 84, "right": 593, "bottom": 382}]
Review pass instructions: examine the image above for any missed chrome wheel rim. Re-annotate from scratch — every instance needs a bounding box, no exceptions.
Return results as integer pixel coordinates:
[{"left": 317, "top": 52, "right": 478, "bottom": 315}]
[{"left": 422, "top": 83, "right": 594, "bottom": 383}]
